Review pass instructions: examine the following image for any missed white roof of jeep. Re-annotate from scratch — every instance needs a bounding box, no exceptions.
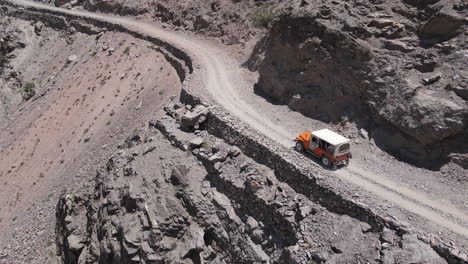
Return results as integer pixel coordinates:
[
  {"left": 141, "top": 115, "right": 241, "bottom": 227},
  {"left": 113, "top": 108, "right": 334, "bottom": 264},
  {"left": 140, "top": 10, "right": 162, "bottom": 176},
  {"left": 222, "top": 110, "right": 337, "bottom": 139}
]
[{"left": 312, "top": 129, "right": 350, "bottom": 146}]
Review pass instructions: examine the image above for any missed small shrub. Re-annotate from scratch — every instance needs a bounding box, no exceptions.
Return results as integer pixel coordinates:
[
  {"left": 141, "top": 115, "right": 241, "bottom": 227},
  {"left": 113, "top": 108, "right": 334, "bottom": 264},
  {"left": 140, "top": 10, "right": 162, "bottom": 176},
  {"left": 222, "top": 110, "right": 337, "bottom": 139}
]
[
  {"left": 22, "top": 82, "right": 36, "bottom": 101},
  {"left": 252, "top": 8, "right": 275, "bottom": 28},
  {"left": 123, "top": 47, "right": 130, "bottom": 54},
  {"left": 159, "top": 89, "right": 165, "bottom": 95}
]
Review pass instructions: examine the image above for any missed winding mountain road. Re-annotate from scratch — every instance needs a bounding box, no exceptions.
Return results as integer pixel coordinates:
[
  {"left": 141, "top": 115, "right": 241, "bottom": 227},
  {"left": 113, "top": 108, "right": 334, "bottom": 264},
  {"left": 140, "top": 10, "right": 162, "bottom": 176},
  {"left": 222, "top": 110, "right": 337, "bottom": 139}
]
[{"left": 7, "top": 0, "right": 468, "bottom": 239}]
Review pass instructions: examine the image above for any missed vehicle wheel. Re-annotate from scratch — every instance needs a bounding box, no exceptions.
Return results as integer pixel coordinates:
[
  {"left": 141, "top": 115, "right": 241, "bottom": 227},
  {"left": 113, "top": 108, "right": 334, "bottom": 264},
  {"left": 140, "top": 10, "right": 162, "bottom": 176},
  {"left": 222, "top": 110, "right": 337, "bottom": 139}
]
[
  {"left": 295, "top": 141, "right": 304, "bottom": 152},
  {"left": 321, "top": 156, "right": 331, "bottom": 167},
  {"left": 332, "top": 163, "right": 338, "bottom": 171},
  {"left": 345, "top": 160, "right": 350, "bottom": 166}
]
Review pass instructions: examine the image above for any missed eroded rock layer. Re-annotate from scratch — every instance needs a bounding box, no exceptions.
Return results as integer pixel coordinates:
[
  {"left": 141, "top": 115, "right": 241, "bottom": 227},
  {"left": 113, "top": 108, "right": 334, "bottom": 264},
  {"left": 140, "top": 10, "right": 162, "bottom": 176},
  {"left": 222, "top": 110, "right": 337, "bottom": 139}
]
[{"left": 55, "top": 105, "right": 449, "bottom": 264}]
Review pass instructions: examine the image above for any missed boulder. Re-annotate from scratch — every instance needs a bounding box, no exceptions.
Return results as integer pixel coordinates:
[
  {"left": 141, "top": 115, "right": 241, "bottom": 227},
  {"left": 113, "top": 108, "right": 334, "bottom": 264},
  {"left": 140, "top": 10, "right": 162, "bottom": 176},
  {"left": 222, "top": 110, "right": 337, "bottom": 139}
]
[
  {"left": 180, "top": 105, "right": 209, "bottom": 129},
  {"left": 422, "top": 74, "right": 441, "bottom": 85},
  {"left": 189, "top": 137, "right": 204, "bottom": 148},
  {"left": 299, "top": 205, "right": 311, "bottom": 219},
  {"left": 67, "top": 54, "right": 78, "bottom": 63},
  {"left": 448, "top": 153, "right": 468, "bottom": 169},
  {"left": 381, "top": 228, "right": 396, "bottom": 244},
  {"left": 170, "top": 164, "right": 190, "bottom": 186},
  {"left": 359, "top": 128, "right": 369, "bottom": 139},
  {"left": 419, "top": 10, "right": 466, "bottom": 42},
  {"left": 246, "top": 216, "right": 259, "bottom": 230},
  {"left": 368, "top": 19, "right": 397, "bottom": 28},
  {"left": 228, "top": 146, "right": 242, "bottom": 158},
  {"left": 390, "top": 90, "right": 465, "bottom": 145},
  {"left": 193, "top": 15, "right": 211, "bottom": 31},
  {"left": 34, "top": 22, "right": 43, "bottom": 35},
  {"left": 452, "top": 86, "right": 468, "bottom": 101},
  {"left": 67, "top": 234, "right": 85, "bottom": 252},
  {"left": 312, "top": 251, "right": 330, "bottom": 262},
  {"left": 208, "top": 153, "right": 226, "bottom": 164},
  {"left": 173, "top": 223, "right": 205, "bottom": 261},
  {"left": 164, "top": 103, "right": 187, "bottom": 119},
  {"left": 383, "top": 39, "right": 415, "bottom": 53},
  {"left": 382, "top": 234, "right": 447, "bottom": 264}
]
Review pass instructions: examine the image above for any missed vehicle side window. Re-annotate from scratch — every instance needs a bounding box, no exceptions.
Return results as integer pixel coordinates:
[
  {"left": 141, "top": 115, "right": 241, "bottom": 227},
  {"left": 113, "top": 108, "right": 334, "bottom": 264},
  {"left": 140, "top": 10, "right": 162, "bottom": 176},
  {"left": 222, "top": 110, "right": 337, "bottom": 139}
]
[
  {"left": 338, "top": 143, "right": 350, "bottom": 152},
  {"left": 327, "top": 145, "right": 334, "bottom": 155},
  {"left": 319, "top": 140, "right": 331, "bottom": 152},
  {"left": 312, "top": 137, "right": 317, "bottom": 143}
]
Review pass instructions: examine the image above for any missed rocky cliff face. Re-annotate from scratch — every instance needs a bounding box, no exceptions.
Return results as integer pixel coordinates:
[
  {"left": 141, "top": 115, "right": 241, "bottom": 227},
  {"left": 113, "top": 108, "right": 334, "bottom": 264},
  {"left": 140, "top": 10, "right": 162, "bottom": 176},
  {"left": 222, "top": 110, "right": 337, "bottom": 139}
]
[
  {"left": 55, "top": 107, "right": 449, "bottom": 264},
  {"left": 248, "top": 0, "right": 468, "bottom": 168}
]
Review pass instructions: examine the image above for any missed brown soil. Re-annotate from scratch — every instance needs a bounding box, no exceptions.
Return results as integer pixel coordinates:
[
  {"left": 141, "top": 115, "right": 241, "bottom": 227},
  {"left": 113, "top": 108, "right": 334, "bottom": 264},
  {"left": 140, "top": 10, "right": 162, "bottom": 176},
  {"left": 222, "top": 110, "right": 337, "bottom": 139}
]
[
  {"left": 0, "top": 15, "right": 181, "bottom": 263},
  {"left": 0, "top": 0, "right": 466, "bottom": 263}
]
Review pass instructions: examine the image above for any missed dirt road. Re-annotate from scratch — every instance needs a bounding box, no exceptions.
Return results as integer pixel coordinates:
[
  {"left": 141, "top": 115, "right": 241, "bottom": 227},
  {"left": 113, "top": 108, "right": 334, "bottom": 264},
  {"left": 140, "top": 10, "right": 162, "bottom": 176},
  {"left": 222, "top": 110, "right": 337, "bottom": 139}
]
[{"left": 7, "top": 0, "right": 468, "bottom": 239}]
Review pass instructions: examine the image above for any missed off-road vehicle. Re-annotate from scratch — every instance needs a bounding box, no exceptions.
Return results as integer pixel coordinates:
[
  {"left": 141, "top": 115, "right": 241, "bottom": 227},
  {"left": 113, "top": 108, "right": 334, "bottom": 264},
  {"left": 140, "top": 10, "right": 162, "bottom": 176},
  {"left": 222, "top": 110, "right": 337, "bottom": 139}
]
[{"left": 294, "top": 129, "right": 352, "bottom": 170}]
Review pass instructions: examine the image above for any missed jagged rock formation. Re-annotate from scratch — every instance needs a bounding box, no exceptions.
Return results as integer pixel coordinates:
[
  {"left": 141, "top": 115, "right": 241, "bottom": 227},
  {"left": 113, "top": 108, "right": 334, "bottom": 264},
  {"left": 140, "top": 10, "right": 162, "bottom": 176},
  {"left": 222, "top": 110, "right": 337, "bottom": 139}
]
[
  {"left": 0, "top": 29, "right": 21, "bottom": 71},
  {"left": 248, "top": 0, "right": 468, "bottom": 168},
  {"left": 55, "top": 105, "right": 449, "bottom": 264},
  {"left": 0, "top": 15, "right": 28, "bottom": 116}
]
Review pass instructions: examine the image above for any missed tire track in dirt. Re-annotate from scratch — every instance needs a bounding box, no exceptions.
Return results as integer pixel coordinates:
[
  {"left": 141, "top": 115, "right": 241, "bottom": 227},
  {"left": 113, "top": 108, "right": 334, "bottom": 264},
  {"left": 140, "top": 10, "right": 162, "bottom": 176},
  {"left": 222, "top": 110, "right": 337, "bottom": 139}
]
[{"left": 7, "top": 0, "right": 468, "bottom": 239}]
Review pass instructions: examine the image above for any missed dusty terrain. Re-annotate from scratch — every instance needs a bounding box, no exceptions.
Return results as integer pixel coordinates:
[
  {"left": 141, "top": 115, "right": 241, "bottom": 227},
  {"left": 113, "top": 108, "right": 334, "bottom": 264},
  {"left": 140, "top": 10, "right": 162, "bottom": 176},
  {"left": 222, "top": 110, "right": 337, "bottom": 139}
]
[
  {"left": 0, "top": 0, "right": 467, "bottom": 263},
  {"left": 0, "top": 10, "right": 181, "bottom": 263},
  {"left": 32, "top": 0, "right": 468, "bottom": 169}
]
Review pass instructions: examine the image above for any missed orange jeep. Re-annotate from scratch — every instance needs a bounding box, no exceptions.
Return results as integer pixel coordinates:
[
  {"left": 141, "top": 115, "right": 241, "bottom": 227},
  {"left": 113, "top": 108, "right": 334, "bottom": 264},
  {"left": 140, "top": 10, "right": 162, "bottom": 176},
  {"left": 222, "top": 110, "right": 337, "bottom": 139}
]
[{"left": 294, "top": 129, "right": 352, "bottom": 169}]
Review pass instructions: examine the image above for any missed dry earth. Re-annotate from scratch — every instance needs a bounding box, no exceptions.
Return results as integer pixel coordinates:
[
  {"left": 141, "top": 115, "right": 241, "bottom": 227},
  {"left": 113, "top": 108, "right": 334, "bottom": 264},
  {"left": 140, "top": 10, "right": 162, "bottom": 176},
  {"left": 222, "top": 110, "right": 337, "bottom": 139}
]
[
  {"left": 0, "top": 13, "right": 181, "bottom": 263},
  {"left": 0, "top": 0, "right": 467, "bottom": 264}
]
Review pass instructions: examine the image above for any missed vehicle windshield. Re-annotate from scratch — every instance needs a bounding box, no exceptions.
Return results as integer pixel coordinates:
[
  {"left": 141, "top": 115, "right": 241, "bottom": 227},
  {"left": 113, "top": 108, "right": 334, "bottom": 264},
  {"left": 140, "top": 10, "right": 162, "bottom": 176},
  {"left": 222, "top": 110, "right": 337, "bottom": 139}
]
[{"left": 338, "top": 143, "right": 350, "bottom": 153}]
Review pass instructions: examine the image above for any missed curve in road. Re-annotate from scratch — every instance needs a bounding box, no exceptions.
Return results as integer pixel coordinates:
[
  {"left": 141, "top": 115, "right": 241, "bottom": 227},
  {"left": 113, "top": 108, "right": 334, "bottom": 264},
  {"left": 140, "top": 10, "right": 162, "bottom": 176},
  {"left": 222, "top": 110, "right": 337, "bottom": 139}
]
[{"left": 7, "top": 0, "right": 468, "bottom": 239}]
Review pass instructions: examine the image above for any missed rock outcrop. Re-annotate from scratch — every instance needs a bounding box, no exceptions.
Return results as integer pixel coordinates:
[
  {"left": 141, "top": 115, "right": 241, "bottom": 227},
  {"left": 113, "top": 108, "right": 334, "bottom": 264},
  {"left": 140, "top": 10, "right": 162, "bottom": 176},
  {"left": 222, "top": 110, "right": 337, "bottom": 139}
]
[
  {"left": 55, "top": 128, "right": 215, "bottom": 264},
  {"left": 0, "top": 19, "right": 25, "bottom": 72},
  {"left": 248, "top": 0, "right": 468, "bottom": 168},
  {"left": 55, "top": 112, "right": 450, "bottom": 264}
]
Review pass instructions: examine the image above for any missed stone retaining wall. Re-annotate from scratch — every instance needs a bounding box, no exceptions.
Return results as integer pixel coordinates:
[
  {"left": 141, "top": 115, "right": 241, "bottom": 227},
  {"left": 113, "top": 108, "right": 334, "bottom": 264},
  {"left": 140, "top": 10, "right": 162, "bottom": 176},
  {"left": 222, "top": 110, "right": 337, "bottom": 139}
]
[{"left": 1, "top": 1, "right": 465, "bottom": 262}]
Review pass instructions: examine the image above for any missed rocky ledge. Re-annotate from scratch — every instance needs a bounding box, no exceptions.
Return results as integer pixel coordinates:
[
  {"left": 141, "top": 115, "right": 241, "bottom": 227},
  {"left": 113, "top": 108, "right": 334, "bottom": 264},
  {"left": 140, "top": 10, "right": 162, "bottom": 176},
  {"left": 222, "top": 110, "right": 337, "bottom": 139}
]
[{"left": 54, "top": 103, "right": 463, "bottom": 264}]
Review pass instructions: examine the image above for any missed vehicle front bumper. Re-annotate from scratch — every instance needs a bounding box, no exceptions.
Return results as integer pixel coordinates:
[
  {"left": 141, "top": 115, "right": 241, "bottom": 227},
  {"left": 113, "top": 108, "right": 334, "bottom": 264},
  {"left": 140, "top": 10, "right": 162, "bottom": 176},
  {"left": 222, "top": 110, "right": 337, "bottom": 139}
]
[{"left": 335, "top": 159, "right": 349, "bottom": 166}]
